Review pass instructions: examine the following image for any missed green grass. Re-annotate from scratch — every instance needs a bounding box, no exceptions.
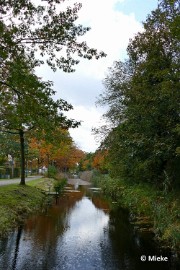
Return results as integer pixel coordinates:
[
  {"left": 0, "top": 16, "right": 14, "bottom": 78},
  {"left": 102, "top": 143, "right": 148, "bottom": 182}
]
[
  {"left": 92, "top": 175, "right": 180, "bottom": 251},
  {"left": 0, "top": 177, "right": 67, "bottom": 237},
  {"left": 0, "top": 180, "right": 50, "bottom": 237},
  {"left": 26, "top": 178, "right": 43, "bottom": 186},
  {"left": 27, "top": 177, "right": 56, "bottom": 191}
]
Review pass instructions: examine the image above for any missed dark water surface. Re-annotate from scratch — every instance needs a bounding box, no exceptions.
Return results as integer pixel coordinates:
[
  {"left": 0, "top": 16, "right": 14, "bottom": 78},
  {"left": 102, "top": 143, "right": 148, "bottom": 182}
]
[{"left": 0, "top": 185, "right": 179, "bottom": 270}]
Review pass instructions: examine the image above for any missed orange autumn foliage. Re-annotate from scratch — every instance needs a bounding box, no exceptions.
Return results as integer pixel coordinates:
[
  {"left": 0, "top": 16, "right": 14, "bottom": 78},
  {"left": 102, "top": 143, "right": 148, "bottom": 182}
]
[
  {"left": 28, "top": 130, "right": 85, "bottom": 171},
  {"left": 92, "top": 150, "right": 108, "bottom": 173}
]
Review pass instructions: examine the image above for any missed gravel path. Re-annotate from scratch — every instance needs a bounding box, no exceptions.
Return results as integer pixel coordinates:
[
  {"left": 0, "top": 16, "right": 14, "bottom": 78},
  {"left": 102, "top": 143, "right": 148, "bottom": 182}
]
[{"left": 0, "top": 175, "right": 43, "bottom": 186}]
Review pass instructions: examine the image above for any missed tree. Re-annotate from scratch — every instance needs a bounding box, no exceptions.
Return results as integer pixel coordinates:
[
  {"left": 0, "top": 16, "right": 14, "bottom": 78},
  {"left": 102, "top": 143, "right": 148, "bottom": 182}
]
[
  {"left": 53, "top": 144, "right": 85, "bottom": 172},
  {"left": 97, "top": 0, "right": 180, "bottom": 189},
  {"left": 0, "top": 0, "right": 106, "bottom": 184},
  {"left": 28, "top": 137, "right": 53, "bottom": 170},
  {"left": 78, "top": 152, "right": 94, "bottom": 171},
  {"left": 92, "top": 149, "right": 108, "bottom": 173},
  {"left": 29, "top": 131, "right": 85, "bottom": 172},
  {"left": 0, "top": 132, "right": 21, "bottom": 178},
  {"left": 125, "top": 0, "right": 180, "bottom": 187},
  {"left": 0, "top": 132, "right": 20, "bottom": 159},
  {"left": 0, "top": 56, "right": 80, "bottom": 184},
  {"left": 29, "top": 129, "right": 72, "bottom": 169},
  {"left": 0, "top": 0, "right": 106, "bottom": 78}
]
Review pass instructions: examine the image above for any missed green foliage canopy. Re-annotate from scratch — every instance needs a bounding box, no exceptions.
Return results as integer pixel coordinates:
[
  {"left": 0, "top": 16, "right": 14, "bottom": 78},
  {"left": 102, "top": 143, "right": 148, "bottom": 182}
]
[
  {"left": 0, "top": 0, "right": 106, "bottom": 74},
  {"left": 0, "top": 0, "right": 106, "bottom": 184},
  {"left": 0, "top": 56, "right": 80, "bottom": 184},
  {"left": 97, "top": 0, "right": 180, "bottom": 189}
]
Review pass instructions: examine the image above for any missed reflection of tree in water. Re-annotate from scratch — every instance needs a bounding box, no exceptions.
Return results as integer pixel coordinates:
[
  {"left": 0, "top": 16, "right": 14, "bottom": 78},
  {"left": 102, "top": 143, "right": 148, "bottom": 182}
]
[
  {"left": 12, "top": 226, "right": 22, "bottom": 270},
  {"left": 83, "top": 186, "right": 110, "bottom": 213},
  {"left": 101, "top": 208, "right": 172, "bottom": 270},
  {"left": 98, "top": 208, "right": 134, "bottom": 270},
  {"left": 24, "top": 188, "right": 84, "bottom": 245},
  {"left": 0, "top": 227, "right": 23, "bottom": 269},
  {"left": 91, "top": 193, "right": 110, "bottom": 214},
  {"left": 0, "top": 187, "right": 176, "bottom": 269},
  {"left": 7, "top": 188, "right": 85, "bottom": 269}
]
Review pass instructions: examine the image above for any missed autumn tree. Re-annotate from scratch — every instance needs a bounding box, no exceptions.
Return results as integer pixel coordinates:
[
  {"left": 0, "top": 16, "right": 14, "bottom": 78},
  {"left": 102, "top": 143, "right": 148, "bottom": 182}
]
[
  {"left": 78, "top": 152, "right": 94, "bottom": 171},
  {"left": 28, "top": 137, "right": 53, "bottom": 169},
  {"left": 29, "top": 129, "right": 72, "bottom": 169},
  {"left": 53, "top": 144, "right": 85, "bottom": 172},
  {"left": 29, "top": 129, "right": 85, "bottom": 173},
  {"left": 92, "top": 149, "right": 108, "bottom": 173},
  {"left": 0, "top": 0, "right": 106, "bottom": 184},
  {"left": 0, "top": 56, "right": 80, "bottom": 184}
]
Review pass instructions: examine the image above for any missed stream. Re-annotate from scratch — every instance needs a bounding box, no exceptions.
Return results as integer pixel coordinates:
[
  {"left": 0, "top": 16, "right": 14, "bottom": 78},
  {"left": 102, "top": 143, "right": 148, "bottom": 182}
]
[{"left": 0, "top": 183, "right": 179, "bottom": 270}]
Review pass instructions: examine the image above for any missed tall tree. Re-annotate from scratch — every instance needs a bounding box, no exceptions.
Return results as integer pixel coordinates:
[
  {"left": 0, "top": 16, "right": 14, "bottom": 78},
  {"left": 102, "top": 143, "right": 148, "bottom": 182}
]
[
  {"left": 97, "top": 0, "right": 180, "bottom": 189},
  {"left": 0, "top": 56, "right": 79, "bottom": 184},
  {"left": 126, "top": 0, "right": 180, "bottom": 186},
  {"left": 0, "top": 0, "right": 106, "bottom": 184}
]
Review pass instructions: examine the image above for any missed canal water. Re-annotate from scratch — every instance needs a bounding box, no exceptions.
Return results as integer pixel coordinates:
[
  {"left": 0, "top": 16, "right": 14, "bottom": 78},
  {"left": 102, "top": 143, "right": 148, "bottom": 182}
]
[{"left": 0, "top": 184, "right": 179, "bottom": 270}]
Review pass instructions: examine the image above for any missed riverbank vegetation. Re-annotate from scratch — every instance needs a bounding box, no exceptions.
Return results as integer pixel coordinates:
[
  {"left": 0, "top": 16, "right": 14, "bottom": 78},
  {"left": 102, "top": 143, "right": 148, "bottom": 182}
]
[
  {"left": 0, "top": 183, "right": 47, "bottom": 237},
  {"left": 0, "top": 176, "right": 68, "bottom": 237},
  {"left": 92, "top": 174, "right": 180, "bottom": 251},
  {"left": 89, "top": 0, "right": 180, "bottom": 253}
]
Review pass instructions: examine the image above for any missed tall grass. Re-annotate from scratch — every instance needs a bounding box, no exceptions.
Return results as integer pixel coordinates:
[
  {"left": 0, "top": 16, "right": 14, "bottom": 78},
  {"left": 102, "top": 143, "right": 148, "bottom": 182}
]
[{"left": 92, "top": 174, "right": 180, "bottom": 251}]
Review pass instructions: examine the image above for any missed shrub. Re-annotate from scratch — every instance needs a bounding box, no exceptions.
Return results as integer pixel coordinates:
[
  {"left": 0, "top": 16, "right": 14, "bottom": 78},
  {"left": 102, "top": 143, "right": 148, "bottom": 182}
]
[
  {"left": 47, "top": 165, "right": 57, "bottom": 178},
  {"left": 54, "top": 178, "right": 67, "bottom": 194}
]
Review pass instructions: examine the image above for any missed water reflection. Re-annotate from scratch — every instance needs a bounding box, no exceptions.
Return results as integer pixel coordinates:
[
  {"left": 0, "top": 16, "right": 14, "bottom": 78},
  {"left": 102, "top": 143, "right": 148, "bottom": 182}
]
[
  {"left": 0, "top": 186, "right": 178, "bottom": 270},
  {"left": 12, "top": 226, "right": 22, "bottom": 270}
]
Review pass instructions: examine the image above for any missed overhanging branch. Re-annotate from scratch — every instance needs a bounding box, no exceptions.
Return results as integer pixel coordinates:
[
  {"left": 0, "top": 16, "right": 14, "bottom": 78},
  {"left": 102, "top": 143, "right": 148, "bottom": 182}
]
[{"left": 0, "top": 81, "right": 21, "bottom": 96}]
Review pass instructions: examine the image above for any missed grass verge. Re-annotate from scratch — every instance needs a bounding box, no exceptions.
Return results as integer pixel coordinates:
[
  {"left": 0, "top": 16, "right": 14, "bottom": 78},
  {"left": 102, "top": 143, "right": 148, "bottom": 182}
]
[
  {"left": 92, "top": 174, "right": 180, "bottom": 252},
  {"left": 0, "top": 179, "right": 52, "bottom": 238},
  {"left": 27, "top": 177, "right": 56, "bottom": 191},
  {"left": 0, "top": 177, "right": 68, "bottom": 237}
]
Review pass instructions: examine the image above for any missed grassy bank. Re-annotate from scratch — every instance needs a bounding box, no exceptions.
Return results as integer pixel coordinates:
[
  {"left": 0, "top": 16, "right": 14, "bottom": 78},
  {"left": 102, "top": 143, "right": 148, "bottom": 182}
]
[
  {"left": 92, "top": 174, "right": 180, "bottom": 252},
  {"left": 0, "top": 178, "right": 53, "bottom": 237},
  {"left": 27, "top": 177, "right": 56, "bottom": 191}
]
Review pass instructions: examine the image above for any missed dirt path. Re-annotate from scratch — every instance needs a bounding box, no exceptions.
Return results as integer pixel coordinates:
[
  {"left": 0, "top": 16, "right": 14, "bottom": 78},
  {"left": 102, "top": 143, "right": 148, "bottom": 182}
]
[
  {"left": 67, "top": 178, "right": 91, "bottom": 186},
  {"left": 0, "top": 175, "right": 43, "bottom": 186}
]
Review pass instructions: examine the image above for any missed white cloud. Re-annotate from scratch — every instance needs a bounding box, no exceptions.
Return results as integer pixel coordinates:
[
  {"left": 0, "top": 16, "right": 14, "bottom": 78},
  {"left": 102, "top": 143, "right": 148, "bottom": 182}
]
[
  {"left": 65, "top": 105, "right": 105, "bottom": 152},
  {"left": 36, "top": 0, "right": 144, "bottom": 152},
  {"left": 67, "top": 0, "right": 142, "bottom": 79}
]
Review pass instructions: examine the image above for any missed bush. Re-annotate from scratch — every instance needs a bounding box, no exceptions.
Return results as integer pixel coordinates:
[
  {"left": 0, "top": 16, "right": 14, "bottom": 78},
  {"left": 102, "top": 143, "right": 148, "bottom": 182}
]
[
  {"left": 54, "top": 178, "right": 67, "bottom": 194},
  {"left": 47, "top": 165, "right": 57, "bottom": 178}
]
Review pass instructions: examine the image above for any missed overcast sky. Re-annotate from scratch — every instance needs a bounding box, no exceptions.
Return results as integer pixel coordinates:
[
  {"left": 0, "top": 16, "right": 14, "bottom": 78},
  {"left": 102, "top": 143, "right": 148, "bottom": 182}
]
[{"left": 36, "top": 0, "right": 158, "bottom": 152}]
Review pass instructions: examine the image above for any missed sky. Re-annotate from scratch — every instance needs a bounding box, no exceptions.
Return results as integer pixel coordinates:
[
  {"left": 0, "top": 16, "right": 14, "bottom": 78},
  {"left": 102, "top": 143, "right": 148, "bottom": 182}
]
[{"left": 36, "top": 0, "right": 159, "bottom": 153}]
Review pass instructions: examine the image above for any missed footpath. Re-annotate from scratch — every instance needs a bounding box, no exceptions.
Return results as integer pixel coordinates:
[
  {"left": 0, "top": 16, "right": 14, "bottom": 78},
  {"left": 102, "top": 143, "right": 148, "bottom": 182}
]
[
  {"left": 0, "top": 175, "right": 43, "bottom": 186},
  {"left": 0, "top": 176, "right": 91, "bottom": 187}
]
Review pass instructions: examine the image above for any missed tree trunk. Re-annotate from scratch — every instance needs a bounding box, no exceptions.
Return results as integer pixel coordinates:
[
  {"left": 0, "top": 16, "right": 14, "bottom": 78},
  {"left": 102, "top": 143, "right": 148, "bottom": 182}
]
[
  {"left": 19, "top": 129, "right": 25, "bottom": 185},
  {"left": 11, "top": 157, "right": 14, "bottom": 178}
]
